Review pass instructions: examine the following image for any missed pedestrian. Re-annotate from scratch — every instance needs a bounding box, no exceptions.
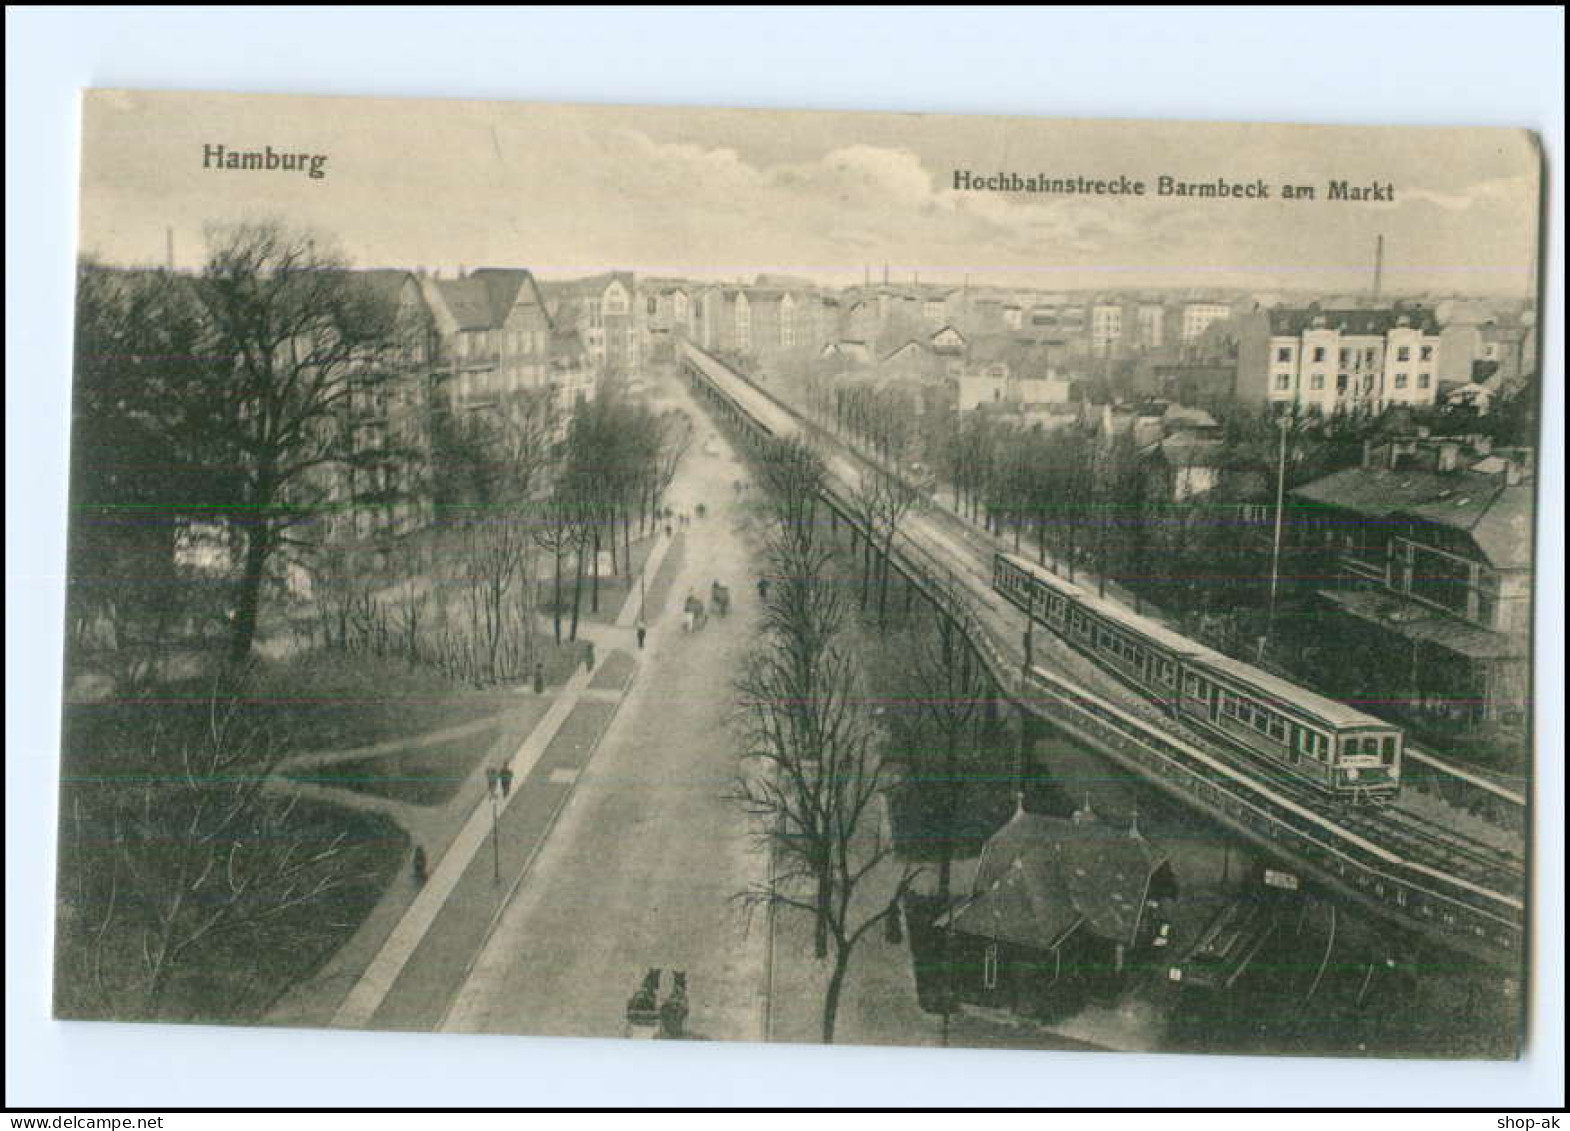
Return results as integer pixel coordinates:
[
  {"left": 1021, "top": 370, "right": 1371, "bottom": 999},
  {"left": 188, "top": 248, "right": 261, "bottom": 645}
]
[
  {"left": 665, "top": 523, "right": 673, "bottom": 539},
  {"left": 499, "top": 766, "right": 513, "bottom": 799},
  {"left": 533, "top": 659, "right": 545, "bottom": 695},
  {"left": 636, "top": 617, "right": 647, "bottom": 650},
  {"left": 485, "top": 767, "right": 499, "bottom": 798},
  {"left": 585, "top": 641, "right": 596, "bottom": 672},
  {"left": 411, "top": 845, "right": 428, "bottom": 885},
  {"left": 757, "top": 576, "right": 770, "bottom": 603}
]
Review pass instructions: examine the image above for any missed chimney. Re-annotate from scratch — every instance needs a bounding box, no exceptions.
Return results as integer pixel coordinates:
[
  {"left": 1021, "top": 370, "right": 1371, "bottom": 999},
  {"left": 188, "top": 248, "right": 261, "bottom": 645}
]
[
  {"left": 1437, "top": 440, "right": 1462, "bottom": 472},
  {"left": 165, "top": 227, "right": 175, "bottom": 271},
  {"left": 1372, "top": 233, "right": 1384, "bottom": 301}
]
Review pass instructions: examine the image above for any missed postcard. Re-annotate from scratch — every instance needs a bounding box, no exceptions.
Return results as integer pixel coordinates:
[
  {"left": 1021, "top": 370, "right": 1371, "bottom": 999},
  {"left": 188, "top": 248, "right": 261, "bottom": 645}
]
[{"left": 59, "top": 90, "right": 1540, "bottom": 1059}]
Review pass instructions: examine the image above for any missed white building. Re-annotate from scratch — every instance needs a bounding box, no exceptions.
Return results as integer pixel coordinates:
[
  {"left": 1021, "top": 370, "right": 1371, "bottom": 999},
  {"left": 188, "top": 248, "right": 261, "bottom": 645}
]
[
  {"left": 1090, "top": 303, "right": 1123, "bottom": 354},
  {"left": 1261, "top": 308, "right": 1441, "bottom": 414},
  {"left": 1181, "top": 302, "right": 1232, "bottom": 344}
]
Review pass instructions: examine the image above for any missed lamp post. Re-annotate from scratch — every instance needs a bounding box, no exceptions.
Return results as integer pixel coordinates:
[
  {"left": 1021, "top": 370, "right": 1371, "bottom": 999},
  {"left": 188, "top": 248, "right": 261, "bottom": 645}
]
[
  {"left": 489, "top": 780, "right": 501, "bottom": 885},
  {"left": 1265, "top": 413, "right": 1292, "bottom": 657}
]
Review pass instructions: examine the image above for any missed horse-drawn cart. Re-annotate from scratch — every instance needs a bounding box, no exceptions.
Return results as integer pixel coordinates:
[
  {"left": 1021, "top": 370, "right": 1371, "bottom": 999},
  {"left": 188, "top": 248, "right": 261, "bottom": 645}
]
[{"left": 624, "top": 968, "right": 688, "bottom": 1039}]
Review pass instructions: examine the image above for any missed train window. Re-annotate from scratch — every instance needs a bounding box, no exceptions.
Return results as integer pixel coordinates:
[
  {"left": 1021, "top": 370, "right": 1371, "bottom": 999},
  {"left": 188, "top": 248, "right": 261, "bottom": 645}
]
[
  {"left": 1381, "top": 737, "right": 1396, "bottom": 763},
  {"left": 1098, "top": 629, "right": 1112, "bottom": 650},
  {"left": 1268, "top": 717, "right": 1287, "bottom": 742},
  {"left": 1161, "top": 662, "right": 1176, "bottom": 686},
  {"left": 1396, "top": 889, "right": 1408, "bottom": 907},
  {"left": 1185, "top": 674, "right": 1202, "bottom": 696}
]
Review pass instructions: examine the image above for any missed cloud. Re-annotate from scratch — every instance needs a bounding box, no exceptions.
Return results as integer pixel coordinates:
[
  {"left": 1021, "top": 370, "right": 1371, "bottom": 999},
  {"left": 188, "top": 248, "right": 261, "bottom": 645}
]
[{"left": 1398, "top": 174, "right": 1537, "bottom": 212}]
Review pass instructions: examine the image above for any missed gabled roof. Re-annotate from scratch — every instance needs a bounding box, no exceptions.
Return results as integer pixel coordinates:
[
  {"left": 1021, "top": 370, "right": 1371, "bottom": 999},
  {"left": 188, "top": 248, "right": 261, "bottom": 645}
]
[
  {"left": 1291, "top": 462, "right": 1534, "bottom": 571},
  {"left": 542, "top": 271, "right": 636, "bottom": 298},
  {"left": 944, "top": 807, "right": 1165, "bottom": 950},
  {"left": 351, "top": 268, "right": 418, "bottom": 307},
  {"left": 423, "top": 268, "right": 548, "bottom": 333}
]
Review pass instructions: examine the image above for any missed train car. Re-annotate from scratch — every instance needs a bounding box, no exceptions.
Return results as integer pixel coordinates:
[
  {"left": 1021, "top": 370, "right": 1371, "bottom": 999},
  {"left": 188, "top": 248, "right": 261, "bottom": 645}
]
[
  {"left": 994, "top": 551, "right": 1403, "bottom": 801},
  {"left": 995, "top": 552, "right": 1204, "bottom": 711},
  {"left": 1178, "top": 651, "right": 1402, "bottom": 800}
]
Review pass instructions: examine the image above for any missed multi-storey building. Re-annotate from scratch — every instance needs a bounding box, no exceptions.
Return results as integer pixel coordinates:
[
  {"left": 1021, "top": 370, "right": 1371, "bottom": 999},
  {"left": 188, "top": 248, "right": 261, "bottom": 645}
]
[
  {"left": 1287, "top": 435, "right": 1532, "bottom": 723},
  {"left": 640, "top": 281, "right": 692, "bottom": 362},
  {"left": 322, "top": 269, "right": 443, "bottom": 555},
  {"left": 1181, "top": 302, "right": 1233, "bottom": 345},
  {"left": 1241, "top": 306, "right": 1442, "bottom": 414},
  {"left": 1090, "top": 302, "right": 1123, "bottom": 355},
  {"left": 541, "top": 272, "right": 641, "bottom": 379},
  {"left": 421, "top": 268, "right": 554, "bottom": 411},
  {"left": 1136, "top": 303, "right": 1166, "bottom": 349}
]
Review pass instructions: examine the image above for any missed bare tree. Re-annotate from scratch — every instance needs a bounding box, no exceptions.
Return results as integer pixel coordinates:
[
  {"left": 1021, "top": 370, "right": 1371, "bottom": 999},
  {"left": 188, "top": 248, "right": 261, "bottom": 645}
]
[
  {"left": 864, "top": 471, "right": 920, "bottom": 627},
  {"left": 879, "top": 597, "right": 988, "bottom": 1043},
  {"left": 533, "top": 484, "right": 580, "bottom": 646},
  {"left": 194, "top": 221, "right": 409, "bottom": 664},
  {"left": 461, "top": 514, "right": 530, "bottom": 684},
  {"left": 82, "top": 690, "right": 374, "bottom": 1016},
  {"left": 731, "top": 523, "right": 917, "bottom": 1044},
  {"left": 755, "top": 435, "right": 827, "bottom": 550}
]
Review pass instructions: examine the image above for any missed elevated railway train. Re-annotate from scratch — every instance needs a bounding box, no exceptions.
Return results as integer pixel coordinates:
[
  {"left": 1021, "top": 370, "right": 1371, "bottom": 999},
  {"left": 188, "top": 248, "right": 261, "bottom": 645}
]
[{"left": 994, "top": 551, "right": 1403, "bottom": 802}]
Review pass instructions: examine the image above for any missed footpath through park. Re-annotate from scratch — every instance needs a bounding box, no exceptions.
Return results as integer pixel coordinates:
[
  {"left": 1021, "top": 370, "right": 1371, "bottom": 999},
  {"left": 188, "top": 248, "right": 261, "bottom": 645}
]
[{"left": 328, "top": 532, "right": 679, "bottom": 1032}]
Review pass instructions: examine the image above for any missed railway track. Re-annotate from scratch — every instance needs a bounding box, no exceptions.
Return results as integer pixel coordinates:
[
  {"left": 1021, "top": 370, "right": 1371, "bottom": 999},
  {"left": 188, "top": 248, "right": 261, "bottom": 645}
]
[{"left": 682, "top": 343, "right": 1527, "bottom": 946}]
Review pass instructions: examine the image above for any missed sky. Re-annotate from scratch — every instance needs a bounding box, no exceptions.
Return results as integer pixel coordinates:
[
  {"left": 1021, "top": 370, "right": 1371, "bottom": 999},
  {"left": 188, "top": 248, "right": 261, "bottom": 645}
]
[{"left": 78, "top": 90, "right": 1544, "bottom": 297}]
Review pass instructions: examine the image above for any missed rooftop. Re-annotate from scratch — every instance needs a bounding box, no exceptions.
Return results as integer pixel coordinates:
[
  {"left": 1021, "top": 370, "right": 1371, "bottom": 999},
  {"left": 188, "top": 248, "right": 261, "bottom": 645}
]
[
  {"left": 1268, "top": 306, "right": 1440, "bottom": 337},
  {"left": 943, "top": 807, "right": 1167, "bottom": 950},
  {"left": 1291, "top": 450, "right": 1534, "bottom": 571}
]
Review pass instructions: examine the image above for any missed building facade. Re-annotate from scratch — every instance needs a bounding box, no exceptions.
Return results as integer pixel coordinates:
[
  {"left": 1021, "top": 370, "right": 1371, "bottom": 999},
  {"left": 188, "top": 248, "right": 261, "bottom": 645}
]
[
  {"left": 1239, "top": 306, "right": 1442, "bottom": 414},
  {"left": 1287, "top": 435, "right": 1532, "bottom": 724}
]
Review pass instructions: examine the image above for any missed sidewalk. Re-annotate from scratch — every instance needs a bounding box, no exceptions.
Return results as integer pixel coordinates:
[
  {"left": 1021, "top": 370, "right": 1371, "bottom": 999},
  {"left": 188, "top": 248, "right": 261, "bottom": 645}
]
[{"left": 316, "top": 532, "right": 678, "bottom": 1031}]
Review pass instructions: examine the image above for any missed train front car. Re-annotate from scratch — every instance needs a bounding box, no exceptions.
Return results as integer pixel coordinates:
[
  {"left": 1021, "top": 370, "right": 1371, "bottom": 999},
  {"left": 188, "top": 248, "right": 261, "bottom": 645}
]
[
  {"left": 992, "top": 551, "right": 1405, "bottom": 803},
  {"left": 1182, "top": 652, "right": 1404, "bottom": 802},
  {"left": 1329, "top": 725, "right": 1404, "bottom": 803}
]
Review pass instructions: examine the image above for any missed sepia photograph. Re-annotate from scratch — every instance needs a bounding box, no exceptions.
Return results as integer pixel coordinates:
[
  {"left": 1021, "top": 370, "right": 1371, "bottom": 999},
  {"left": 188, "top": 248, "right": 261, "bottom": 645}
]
[{"left": 47, "top": 87, "right": 1546, "bottom": 1069}]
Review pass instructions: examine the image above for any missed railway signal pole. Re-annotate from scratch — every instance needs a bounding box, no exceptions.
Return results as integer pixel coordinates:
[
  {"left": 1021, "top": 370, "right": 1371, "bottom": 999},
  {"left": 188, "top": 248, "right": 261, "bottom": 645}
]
[{"left": 1265, "top": 414, "right": 1291, "bottom": 657}]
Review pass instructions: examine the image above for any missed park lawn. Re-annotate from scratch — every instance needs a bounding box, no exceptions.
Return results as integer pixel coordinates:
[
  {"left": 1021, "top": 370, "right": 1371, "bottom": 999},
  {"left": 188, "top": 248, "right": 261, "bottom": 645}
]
[
  {"left": 240, "top": 652, "right": 520, "bottom": 754},
  {"left": 292, "top": 726, "right": 502, "bottom": 807},
  {"left": 563, "top": 531, "right": 663, "bottom": 626}
]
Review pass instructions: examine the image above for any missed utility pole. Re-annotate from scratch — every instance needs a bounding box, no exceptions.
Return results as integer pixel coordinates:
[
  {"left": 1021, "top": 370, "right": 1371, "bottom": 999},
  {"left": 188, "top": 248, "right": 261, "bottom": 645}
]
[
  {"left": 1265, "top": 414, "right": 1291, "bottom": 654},
  {"left": 490, "top": 781, "right": 501, "bottom": 884}
]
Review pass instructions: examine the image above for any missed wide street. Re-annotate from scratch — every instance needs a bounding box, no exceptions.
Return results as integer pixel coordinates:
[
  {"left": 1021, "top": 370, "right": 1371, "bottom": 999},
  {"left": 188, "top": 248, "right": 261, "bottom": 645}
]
[{"left": 440, "top": 369, "right": 773, "bottom": 1041}]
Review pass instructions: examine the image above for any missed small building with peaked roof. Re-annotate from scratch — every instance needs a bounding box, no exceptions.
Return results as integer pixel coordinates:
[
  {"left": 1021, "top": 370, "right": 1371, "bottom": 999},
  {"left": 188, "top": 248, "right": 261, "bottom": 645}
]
[{"left": 934, "top": 804, "right": 1175, "bottom": 1019}]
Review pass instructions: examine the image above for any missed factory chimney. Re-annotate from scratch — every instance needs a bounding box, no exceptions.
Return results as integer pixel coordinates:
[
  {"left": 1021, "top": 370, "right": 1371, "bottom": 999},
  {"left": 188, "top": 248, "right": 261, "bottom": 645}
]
[
  {"left": 1372, "top": 234, "right": 1384, "bottom": 301},
  {"left": 165, "top": 227, "right": 175, "bottom": 271}
]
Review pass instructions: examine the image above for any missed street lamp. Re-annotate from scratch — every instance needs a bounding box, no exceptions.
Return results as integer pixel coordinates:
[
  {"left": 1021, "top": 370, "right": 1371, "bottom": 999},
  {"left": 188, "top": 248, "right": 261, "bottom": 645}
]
[
  {"left": 1264, "top": 413, "right": 1292, "bottom": 657},
  {"left": 489, "top": 776, "right": 501, "bottom": 885}
]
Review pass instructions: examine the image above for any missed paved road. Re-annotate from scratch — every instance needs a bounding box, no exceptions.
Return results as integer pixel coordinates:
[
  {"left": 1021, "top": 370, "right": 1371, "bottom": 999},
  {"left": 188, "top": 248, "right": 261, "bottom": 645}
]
[{"left": 442, "top": 372, "right": 772, "bottom": 1041}]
